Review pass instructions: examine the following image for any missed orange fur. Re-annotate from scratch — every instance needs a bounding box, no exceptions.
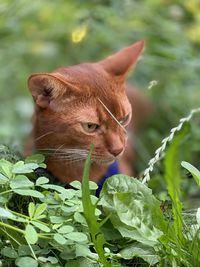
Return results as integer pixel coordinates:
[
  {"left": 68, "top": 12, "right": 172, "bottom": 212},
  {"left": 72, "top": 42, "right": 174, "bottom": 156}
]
[{"left": 27, "top": 40, "right": 147, "bottom": 182}]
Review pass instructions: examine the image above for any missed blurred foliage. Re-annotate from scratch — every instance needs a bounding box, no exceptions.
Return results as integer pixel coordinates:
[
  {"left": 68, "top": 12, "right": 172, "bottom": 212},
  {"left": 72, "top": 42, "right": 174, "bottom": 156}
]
[{"left": 0, "top": 0, "right": 200, "bottom": 176}]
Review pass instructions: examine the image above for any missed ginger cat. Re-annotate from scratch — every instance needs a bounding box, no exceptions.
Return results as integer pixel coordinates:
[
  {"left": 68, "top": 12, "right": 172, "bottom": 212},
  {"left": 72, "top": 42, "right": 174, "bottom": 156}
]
[{"left": 28, "top": 40, "right": 145, "bottom": 183}]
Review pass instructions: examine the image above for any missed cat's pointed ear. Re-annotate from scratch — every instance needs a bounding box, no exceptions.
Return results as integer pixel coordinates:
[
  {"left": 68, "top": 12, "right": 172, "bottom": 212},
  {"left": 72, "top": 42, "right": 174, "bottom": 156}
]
[
  {"left": 100, "top": 40, "right": 144, "bottom": 77},
  {"left": 28, "top": 73, "right": 77, "bottom": 108}
]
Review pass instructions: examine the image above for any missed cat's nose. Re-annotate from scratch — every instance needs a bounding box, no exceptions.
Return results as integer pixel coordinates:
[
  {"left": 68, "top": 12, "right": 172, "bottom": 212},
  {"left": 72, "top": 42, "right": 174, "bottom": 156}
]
[{"left": 109, "top": 147, "right": 123, "bottom": 157}]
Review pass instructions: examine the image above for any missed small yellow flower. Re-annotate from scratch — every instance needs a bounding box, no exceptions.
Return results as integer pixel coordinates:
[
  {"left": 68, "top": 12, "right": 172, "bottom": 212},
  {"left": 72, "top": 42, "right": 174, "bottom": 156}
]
[{"left": 71, "top": 25, "right": 88, "bottom": 43}]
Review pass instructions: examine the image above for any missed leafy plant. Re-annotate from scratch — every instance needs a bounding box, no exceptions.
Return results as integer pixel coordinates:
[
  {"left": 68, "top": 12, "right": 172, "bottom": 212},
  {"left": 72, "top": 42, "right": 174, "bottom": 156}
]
[{"left": 1, "top": 110, "right": 200, "bottom": 266}]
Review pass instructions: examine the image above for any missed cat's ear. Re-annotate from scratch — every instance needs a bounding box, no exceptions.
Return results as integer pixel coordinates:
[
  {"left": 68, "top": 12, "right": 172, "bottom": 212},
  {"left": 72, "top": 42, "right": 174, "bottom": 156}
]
[
  {"left": 99, "top": 40, "right": 144, "bottom": 78},
  {"left": 28, "top": 73, "right": 78, "bottom": 108}
]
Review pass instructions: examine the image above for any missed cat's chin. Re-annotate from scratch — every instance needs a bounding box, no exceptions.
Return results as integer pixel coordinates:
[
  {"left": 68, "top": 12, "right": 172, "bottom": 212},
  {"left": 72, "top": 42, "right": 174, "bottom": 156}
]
[{"left": 92, "top": 158, "right": 115, "bottom": 166}]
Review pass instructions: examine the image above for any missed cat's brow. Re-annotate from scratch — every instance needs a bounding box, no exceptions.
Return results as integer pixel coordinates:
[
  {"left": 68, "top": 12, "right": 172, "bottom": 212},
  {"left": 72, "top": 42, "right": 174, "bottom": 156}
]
[{"left": 97, "top": 98, "right": 127, "bottom": 133}]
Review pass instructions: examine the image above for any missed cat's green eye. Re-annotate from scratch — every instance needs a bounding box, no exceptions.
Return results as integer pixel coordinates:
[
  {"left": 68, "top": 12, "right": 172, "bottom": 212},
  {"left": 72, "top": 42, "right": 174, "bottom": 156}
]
[
  {"left": 81, "top": 122, "right": 99, "bottom": 133},
  {"left": 119, "top": 114, "right": 130, "bottom": 126}
]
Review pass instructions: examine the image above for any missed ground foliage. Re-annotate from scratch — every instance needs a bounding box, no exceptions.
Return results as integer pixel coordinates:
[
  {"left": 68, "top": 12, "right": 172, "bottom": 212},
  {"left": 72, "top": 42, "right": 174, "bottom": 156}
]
[
  {"left": 0, "top": 0, "right": 200, "bottom": 169},
  {"left": 0, "top": 118, "right": 200, "bottom": 266}
]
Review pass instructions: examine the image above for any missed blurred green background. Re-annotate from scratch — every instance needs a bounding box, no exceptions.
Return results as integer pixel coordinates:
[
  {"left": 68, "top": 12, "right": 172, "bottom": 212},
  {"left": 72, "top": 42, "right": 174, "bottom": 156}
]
[{"left": 0, "top": 0, "right": 200, "bottom": 175}]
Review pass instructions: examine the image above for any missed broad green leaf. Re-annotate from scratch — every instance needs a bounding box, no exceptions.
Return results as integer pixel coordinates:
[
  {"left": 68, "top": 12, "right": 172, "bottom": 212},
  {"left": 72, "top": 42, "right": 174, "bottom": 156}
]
[
  {"left": 1, "top": 246, "right": 18, "bottom": 258},
  {"left": 36, "top": 177, "right": 49, "bottom": 185},
  {"left": 10, "top": 175, "right": 34, "bottom": 189},
  {"left": 65, "top": 258, "right": 97, "bottom": 267},
  {"left": 119, "top": 242, "right": 159, "bottom": 265},
  {"left": 60, "top": 249, "right": 76, "bottom": 260},
  {"left": 0, "top": 159, "right": 13, "bottom": 178},
  {"left": 50, "top": 216, "right": 65, "bottom": 224},
  {"left": 0, "top": 173, "right": 9, "bottom": 184},
  {"left": 15, "top": 256, "right": 38, "bottom": 267},
  {"left": 25, "top": 224, "right": 38, "bottom": 244},
  {"left": 74, "top": 211, "right": 87, "bottom": 224},
  {"left": 12, "top": 163, "right": 39, "bottom": 174},
  {"left": 38, "top": 256, "right": 58, "bottom": 264},
  {"left": 54, "top": 233, "right": 67, "bottom": 245},
  {"left": 70, "top": 180, "right": 81, "bottom": 189},
  {"left": 33, "top": 203, "right": 47, "bottom": 219},
  {"left": 58, "top": 225, "right": 74, "bottom": 234},
  {"left": 0, "top": 207, "right": 15, "bottom": 219},
  {"left": 18, "top": 245, "right": 33, "bottom": 256},
  {"left": 65, "top": 232, "right": 88, "bottom": 243},
  {"left": 0, "top": 195, "right": 8, "bottom": 204},
  {"left": 75, "top": 244, "right": 93, "bottom": 258},
  {"left": 25, "top": 154, "right": 45, "bottom": 164},
  {"left": 100, "top": 175, "right": 166, "bottom": 246},
  {"left": 31, "top": 221, "right": 50, "bottom": 232},
  {"left": 181, "top": 161, "right": 200, "bottom": 187},
  {"left": 13, "top": 189, "right": 44, "bottom": 198},
  {"left": 28, "top": 202, "right": 35, "bottom": 219},
  {"left": 89, "top": 181, "right": 98, "bottom": 190},
  {"left": 39, "top": 184, "right": 67, "bottom": 194},
  {"left": 61, "top": 205, "right": 78, "bottom": 213}
]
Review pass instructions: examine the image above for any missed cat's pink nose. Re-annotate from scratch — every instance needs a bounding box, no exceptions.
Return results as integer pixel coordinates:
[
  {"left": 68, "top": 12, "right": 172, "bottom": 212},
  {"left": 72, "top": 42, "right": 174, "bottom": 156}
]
[{"left": 109, "top": 147, "right": 123, "bottom": 157}]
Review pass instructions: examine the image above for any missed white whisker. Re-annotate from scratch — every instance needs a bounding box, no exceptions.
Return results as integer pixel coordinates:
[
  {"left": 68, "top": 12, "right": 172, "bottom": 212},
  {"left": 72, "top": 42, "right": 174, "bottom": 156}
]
[
  {"left": 35, "top": 131, "right": 54, "bottom": 142},
  {"left": 97, "top": 98, "right": 127, "bottom": 133}
]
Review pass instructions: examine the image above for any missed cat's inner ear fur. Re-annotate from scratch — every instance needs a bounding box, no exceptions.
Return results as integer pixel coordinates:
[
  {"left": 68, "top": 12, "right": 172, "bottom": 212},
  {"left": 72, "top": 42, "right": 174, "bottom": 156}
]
[
  {"left": 99, "top": 40, "right": 144, "bottom": 78},
  {"left": 28, "top": 73, "right": 77, "bottom": 108}
]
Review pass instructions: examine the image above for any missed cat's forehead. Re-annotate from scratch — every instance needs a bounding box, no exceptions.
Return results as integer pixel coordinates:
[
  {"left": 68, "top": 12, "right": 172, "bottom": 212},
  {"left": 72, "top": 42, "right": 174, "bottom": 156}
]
[
  {"left": 54, "top": 63, "right": 131, "bottom": 119},
  {"left": 55, "top": 63, "right": 123, "bottom": 94}
]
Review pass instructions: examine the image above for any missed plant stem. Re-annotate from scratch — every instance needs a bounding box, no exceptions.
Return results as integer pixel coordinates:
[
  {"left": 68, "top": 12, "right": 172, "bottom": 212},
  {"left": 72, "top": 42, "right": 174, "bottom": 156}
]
[
  {"left": 0, "top": 190, "right": 12, "bottom": 196},
  {"left": 0, "top": 221, "right": 24, "bottom": 234}
]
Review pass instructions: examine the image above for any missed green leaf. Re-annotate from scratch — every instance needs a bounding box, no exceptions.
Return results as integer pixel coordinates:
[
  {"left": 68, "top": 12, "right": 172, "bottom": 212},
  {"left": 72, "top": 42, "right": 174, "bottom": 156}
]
[
  {"left": 25, "top": 154, "right": 45, "bottom": 164},
  {"left": 54, "top": 233, "right": 67, "bottom": 245},
  {"left": 196, "top": 208, "right": 200, "bottom": 226},
  {"left": 31, "top": 221, "right": 50, "bottom": 232},
  {"left": 38, "top": 256, "right": 58, "bottom": 264},
  {"left": 70, "top": 180, "right": 82, "bottom": 189},
  {"left": 74, "top": 212, "right": 87, "bottom": 224},
  {"left": 0, "top": 207, "right": 15, "bottom": 219},
  {"left": 18, "top": 245, "right": 33, "bottom": 256},
  {"left": 13, "top": 189, "right": 44, "bottom": 198},
  {"left": 119, "top": 242, "right": 159, "bottom": 265},
  {"left": 36, "top": 177, "right": 49, "bottom": 185},
  {"left": 33, "top": 203, "right": 47, "bottom": 219},
  {"left": 39, "top": 184, "right": 67, "bottom": 194},
  {"left": 65, "top": 258, "right": 96, "bottom": 267},
  {"left": 100, "top": 175, "right": 166, "bottom": 246},
  {"left": 181, "top": 161, "right": 200, "bottom": 187},
  {"left": 0, "top": 159, "right": 13, "bottom": 178},
  {"left": 89, "top": 181, "right": 98, "bottom": 190},
  {"left": 15, "top": 256, "right": 38, "bottom": 267},
  {"left": 65, "top": 232, "right": 88, "bottom": 243},
  {"left": 164, "top": 124, "right": 189, "bottom": 241},
  {"left": 24, "top": 224, "right": 38, "bottom": 244},
  {"left": 12, "top": 163, "right": 39, "bottom": 174},
  {"left": 10, "top": 175, "right": 34, "bottom": 189},
  {"left": 0, "top": 173, "right": 9, "bottom": 184},
  {"left": 58, "top": 225, "right": 74, "bottom": 234},
  {"left": 50, "top": 216, "right": 65, "bottom": 224},
  {"left": 1, "top": 246, "right": 18, "bottom": 258},
  {"left": 28, "top": 202, "right": 35, "bottom": 219},
  {"left": 75, "top": 244, "right": 93, "bottom": 258},
  {"left": 81, "top": 145, "right": 110, "bottom": 266}
]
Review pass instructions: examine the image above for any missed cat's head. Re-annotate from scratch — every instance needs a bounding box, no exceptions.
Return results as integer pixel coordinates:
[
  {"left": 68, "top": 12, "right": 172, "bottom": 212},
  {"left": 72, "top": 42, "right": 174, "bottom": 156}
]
[{"left": 28, "top": 40, "right": 144, "bottom": 169}]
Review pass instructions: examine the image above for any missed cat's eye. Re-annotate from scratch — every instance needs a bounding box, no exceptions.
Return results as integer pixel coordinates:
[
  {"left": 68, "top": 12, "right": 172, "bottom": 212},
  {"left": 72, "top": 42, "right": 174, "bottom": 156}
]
[
  {"left": 119, "top": 114, "right": 130, "bottom": 126},
  {"left": 81, "top": 122, "right": 100, "bottom": 133}
]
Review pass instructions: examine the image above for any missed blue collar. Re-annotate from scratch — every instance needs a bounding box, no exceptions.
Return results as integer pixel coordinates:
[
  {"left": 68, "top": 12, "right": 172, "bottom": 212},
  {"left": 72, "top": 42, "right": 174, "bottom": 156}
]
[{"left": 96, "top": 161, "right": 119, "bottom": 197}]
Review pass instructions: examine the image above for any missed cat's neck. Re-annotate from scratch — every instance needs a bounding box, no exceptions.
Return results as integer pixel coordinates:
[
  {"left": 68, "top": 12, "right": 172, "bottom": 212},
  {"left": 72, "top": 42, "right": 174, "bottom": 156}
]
[{"left": 45, "top": 156, "right": 109, "bottom": 183}]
